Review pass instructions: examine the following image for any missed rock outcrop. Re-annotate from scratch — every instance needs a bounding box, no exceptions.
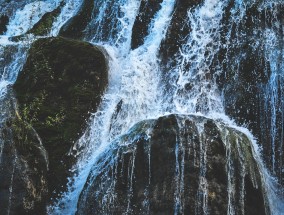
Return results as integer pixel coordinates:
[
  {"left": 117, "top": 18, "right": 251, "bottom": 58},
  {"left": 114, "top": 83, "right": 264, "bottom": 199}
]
[
  {"left": 59, "top": 0, "right": 93, "bottom": 39},
  {"left": 76, "top": 114, "right": 268, "bottom": 215},
  {"left": 13, "top": 37, "right": 108, "bottom": 202},
  {"left": 0, "top": 88, "right": 48, "bottom": 215}
]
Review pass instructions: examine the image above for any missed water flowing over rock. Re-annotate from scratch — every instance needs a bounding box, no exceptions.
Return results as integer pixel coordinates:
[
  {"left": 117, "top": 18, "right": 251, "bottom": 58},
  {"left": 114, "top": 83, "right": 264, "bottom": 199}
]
[
  {"left": 76, "top": 114, "right": 268, "bottom": 215},
  {"left": 0, "top": 0, "right": 283, "bottom": 214}
]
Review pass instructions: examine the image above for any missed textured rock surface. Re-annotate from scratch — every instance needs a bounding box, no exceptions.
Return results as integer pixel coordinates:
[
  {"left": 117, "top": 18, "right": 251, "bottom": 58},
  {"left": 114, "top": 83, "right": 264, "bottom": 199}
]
[
  {"left": 59, "top": 0, "right": 93, "bottom": 39},
  {"left": 0, "top": 14, "right": 8, "bottom": 34},
  {"left": 76, "top": 114, "right": 268, "bottom": 215},
  {"left": 0, "top": 88, "right": 48, "bottom": 215},
  {"left": 13, "top": 37, "right": 108, "bottom": 201},
  {"left": 27, "top": 4, "right": 62, "bottom": 36},
  {"left": 218, "top": 2, "right": 284, "bottom": 184}
]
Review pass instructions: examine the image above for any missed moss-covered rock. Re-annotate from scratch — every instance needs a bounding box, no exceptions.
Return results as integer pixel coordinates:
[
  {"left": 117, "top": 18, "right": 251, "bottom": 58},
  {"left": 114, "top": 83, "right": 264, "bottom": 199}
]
[
  {"left": 13, "top": 36, "right": 108, "bottom": 201},
  {"left": 76, "top": 114, "right": 268, "bottom": 215},
  {"left": 0, "top": 88, "right": 48, "bottom": 215},
  {"left": 26, "top": 3, "right": 62, "bottom": 36}
]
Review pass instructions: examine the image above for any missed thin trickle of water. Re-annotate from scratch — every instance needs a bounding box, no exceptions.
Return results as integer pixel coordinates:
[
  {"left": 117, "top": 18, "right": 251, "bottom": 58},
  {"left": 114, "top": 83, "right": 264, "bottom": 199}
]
[
  {"left": 7, "top": 149, "right": 17, "bottom": 215},
  {"left": 195, "top": 125, "right": 208, "bottom": 215},
  {"left": 174, "top": 118, "right": 188, "bottom": 215},
  {"left": 263, "top": 29, "right": 284, "bottom": 175}
]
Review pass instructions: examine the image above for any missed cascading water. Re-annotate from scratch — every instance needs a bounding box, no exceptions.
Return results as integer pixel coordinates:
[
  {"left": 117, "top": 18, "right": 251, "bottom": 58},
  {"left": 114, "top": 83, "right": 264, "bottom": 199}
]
[
  {"left": 50, "top": 0, "right": 284, "bottom": 214},
  {"left": 165, "top": 0, "right": 227, "bottom": 115},
  {"left": 50, "top": 0, "right": 83, "bottom": 36},
  {"left": 50, "top": 0, "right": 176, "bottom": 213},
  {"left": 0, "top": 0, "right": 283, "bottom": 214},
  {"left": 0, "top": 0, "right": 84, "bottom": 214},
  {"left": 262, "top": 28, "right": 284, "bottom": 178}
]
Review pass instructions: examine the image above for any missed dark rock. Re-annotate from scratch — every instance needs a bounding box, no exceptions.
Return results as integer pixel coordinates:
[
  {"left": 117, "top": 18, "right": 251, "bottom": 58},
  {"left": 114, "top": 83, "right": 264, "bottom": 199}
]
[
  {"left": 218, "top": 1, "right": 284, "bottom": 184},
  {"left": 59, "top": 0, "right": 93, "bottom": 39},
  {"left": 0, "top": 88, "right": 48, "bottom": 215},
  {"left": 0, "top": 14, "right": 9, "bottom": 34},
  {"left": 159, "top": 0, "right": 201, "bottom": 67},
  {"left": 76, "top": 114, "right": 268, "bottom": 215},
  {"left": 27, "top": 3, "right": 62, "bottom": 36},
  {"left": 131, "top": 0, "right": 163, "bottom": 49},
  {"left": 13, "top": 37, "right": 108, "bottom": 201}
]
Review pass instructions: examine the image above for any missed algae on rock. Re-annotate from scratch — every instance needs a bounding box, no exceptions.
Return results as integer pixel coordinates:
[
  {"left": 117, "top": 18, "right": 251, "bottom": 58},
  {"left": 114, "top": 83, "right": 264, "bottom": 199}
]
[{"left": 13, "top": 36, "right": 108, "bottom": 201}]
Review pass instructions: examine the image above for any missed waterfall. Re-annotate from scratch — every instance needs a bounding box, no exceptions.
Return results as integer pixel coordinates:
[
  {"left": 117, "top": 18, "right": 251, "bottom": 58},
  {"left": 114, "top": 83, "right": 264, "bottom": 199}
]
[
  {"left": 50, "top": 0, "right": 83, "bottom": 36},
  {"left": 5, "top": 1, "right": 60, "bottom": 37},
  {"left": 263, "top": 28, "right": 284, "bottom": 177},
  {"left": 50, "top": 0, "right": 176, "bottom": 213},
  {"left": 0, "top": 0, "right": 283, "bottom": 214},
  {"left": 165, "top": 0, "right": 227, "bottom": 115}
]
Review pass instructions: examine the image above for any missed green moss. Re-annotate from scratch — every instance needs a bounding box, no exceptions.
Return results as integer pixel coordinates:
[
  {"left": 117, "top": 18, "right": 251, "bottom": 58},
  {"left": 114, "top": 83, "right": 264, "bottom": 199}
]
[
  {"left": 27, "top": 5, "right": 62, "bottom": 36},
  {"left": 13, "top": 36, "right": 108, "bottom": 199}
]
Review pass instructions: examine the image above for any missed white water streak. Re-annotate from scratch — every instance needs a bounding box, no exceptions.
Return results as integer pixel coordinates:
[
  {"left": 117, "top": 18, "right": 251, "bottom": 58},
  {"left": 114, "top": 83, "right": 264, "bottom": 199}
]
[
  {"left": 168, "top": 0, "right": 227, "bottom": 115},
  {"left": 50, "top": 0, "right": 175, "bottom": 213},
  {"left": 5, "top": 1, "right": 58, "bottom": 36},
  {"left": 50, "top": 0, "right": 83, "bottom": 36}
]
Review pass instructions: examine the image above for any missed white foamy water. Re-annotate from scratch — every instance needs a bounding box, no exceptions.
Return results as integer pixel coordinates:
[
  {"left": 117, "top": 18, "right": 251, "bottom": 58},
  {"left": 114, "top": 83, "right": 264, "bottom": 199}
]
[
  {"left": 0, "top": 0, "right": 283, "bottom": 214},
  {"left": 49, "top": 0, "right": 176, "bottom": 213},
  {"left": 164, "top": 0, "right": 227, "bottom": 115},
  {"left": 5, "top": 1, "right": 59, "bottom": 36},
  {"left": 50, "top": 0, "right": 83, "bottom": 36}
]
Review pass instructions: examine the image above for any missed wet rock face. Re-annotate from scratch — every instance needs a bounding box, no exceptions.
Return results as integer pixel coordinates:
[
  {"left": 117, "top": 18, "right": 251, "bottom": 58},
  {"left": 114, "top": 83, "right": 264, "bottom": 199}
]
[
  {"left": 13, "top": 37, "right": 108, "bottom": 201},
  {"left": 27, "top": 5, "right": 62, "bottom": 36},
  {"left": 131, "top": 0, "right": 163, "bottom": 49},
  {"left": 0, "top": 14, "right": 9, "bottom": 34},
  {"left": 59, "top": 0, "right": 93, "bottom": 39},
  {"left": 159, "top": 0, "right": 201, "bottom": 67},
  {"left": 0, "top": 89, "right": 48, "bottom": 215},
  {"left": 218, "top": 2, "right": 284, "bottom": 184},
  {"left": 76, "top": 114, "right": 267, "bottom": 215}
]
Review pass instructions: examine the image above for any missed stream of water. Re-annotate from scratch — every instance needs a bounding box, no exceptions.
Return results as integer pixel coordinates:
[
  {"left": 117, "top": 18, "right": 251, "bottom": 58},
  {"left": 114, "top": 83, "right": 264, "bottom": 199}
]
[{"left": 0, "top": 0, "right": 283, "bottom": 214}]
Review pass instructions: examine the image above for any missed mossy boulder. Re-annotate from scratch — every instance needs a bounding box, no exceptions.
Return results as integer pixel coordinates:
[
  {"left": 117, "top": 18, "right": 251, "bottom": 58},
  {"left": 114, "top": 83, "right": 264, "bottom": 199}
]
[
  {"left": 76, "top": 114, "right": 268, "bottom": 215},
  {"left": 13, "top": 37, "right": 108, "bottom": 201},
  {"left": 0, "top": 88, "right": 48, "bottom": 215},
  {"left": 26, "top": 4, "right": 62, "bottom": 36}
]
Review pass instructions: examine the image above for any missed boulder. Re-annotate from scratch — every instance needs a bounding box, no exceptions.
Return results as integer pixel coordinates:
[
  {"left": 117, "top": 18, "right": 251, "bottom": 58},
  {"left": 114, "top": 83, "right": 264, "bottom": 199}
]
[
  {"left": 13, "top": 37, "right": 108, "bottom": 201},
  {"left": 0, "top": 88, "right": 48, "bottom": 215},
  {"left": 76, "top": 114, "right": 268, "bottom": 215}
]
